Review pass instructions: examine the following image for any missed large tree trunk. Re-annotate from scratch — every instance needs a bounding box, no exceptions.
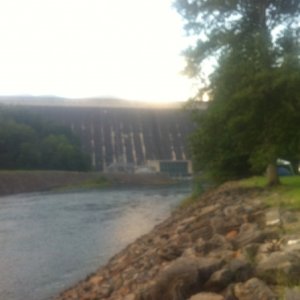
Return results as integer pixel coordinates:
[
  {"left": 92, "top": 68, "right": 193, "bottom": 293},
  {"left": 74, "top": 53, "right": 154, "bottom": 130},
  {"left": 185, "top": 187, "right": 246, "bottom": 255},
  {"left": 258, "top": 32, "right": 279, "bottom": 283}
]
[{"left": 266, "top": 163, "right": 280, "bottom": 186}]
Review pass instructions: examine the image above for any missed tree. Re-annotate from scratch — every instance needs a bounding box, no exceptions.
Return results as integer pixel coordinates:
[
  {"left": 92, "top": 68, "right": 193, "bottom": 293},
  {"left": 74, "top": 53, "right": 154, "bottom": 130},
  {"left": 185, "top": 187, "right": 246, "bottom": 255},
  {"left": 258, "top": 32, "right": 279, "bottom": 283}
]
[
  {"left": 0, "top": 108, "right": 91, "bottom": 171},
  {"left": 0, "top": 119, "right": 38, "bottom": 169},
  {"left": 176, "top": 0, "right": 300, "bottom": 185},
  {"left": 40, "top": 134, "right": 90, "bottom": 171}
]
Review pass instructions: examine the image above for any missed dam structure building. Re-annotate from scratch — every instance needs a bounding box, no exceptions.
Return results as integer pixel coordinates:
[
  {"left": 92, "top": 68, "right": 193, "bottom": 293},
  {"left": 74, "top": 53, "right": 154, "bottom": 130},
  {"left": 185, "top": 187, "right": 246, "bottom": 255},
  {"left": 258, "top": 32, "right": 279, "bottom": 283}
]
[{"left": 27, "top": 105, "right": 195, "bottom": 177}]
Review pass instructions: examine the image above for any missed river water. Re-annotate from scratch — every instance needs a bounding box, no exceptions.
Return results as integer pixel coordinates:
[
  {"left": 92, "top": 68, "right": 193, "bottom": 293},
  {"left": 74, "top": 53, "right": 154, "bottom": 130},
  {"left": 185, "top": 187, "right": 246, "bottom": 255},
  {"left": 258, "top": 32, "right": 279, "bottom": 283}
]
[{"left": 0, "top": 184, "right": 191, "bottom": 300}]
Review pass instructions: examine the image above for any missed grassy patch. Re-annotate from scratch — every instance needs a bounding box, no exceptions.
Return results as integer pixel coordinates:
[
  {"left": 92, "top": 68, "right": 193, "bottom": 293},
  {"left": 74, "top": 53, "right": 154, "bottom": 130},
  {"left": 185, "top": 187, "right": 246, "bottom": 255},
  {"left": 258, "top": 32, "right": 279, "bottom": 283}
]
[
  {"left": 240, "top": 176, "right": 300, "bottom": 210},
  {"left": 239, "top": 176, "right": 269, "bottom": 188},
  {"left": 79, "top": 176, "right": 110, "bottom": 189},
  {"left": 55, "top": 176, "right": 110, "bottom": 192},
  {"left": 179, "top": 194, "right": 199, "bottom": 209},
  {"left": 179, "top": 175, "right": 300, "bottom": 211},
  {"left": 179, "top": 176, "right": 205, "bottom": 209}
]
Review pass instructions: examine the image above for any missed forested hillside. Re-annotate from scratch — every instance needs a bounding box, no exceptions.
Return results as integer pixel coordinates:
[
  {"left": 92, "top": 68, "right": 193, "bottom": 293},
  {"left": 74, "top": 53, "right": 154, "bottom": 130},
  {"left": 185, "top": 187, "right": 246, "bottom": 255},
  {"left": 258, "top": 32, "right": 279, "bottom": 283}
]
[{"left": 0, "top": 107, "right": 90, "bottom": 171}]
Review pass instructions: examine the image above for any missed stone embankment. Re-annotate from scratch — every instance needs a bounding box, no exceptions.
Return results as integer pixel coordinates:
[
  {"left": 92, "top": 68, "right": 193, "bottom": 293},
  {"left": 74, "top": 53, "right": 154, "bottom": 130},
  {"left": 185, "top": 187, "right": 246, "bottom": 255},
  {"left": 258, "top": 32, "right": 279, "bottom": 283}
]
[{"left": 56, "top": 182, "right": 300, "bottom": 300}]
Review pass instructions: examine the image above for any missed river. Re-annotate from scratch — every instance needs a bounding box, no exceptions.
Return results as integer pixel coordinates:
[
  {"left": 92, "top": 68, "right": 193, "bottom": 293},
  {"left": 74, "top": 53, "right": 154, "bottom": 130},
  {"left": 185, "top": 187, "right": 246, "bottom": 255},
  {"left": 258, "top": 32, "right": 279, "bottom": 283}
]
[{"left": 0, "top": 184, "right": 191, "bottom": 300}]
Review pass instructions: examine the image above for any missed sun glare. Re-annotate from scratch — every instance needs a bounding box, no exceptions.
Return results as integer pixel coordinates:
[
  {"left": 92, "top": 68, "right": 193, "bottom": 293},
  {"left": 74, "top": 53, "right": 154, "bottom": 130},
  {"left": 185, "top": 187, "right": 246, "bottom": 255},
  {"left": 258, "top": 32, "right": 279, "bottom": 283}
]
[{"left": 202, "top": 93, "right": 210, "bottom": 102}]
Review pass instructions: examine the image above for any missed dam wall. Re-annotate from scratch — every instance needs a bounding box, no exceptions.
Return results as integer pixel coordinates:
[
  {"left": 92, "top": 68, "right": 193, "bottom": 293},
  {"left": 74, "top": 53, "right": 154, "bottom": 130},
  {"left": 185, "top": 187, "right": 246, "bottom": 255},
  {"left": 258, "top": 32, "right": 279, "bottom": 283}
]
[{"left": 25, "top": 106, "right": 195, "bottom": 172}]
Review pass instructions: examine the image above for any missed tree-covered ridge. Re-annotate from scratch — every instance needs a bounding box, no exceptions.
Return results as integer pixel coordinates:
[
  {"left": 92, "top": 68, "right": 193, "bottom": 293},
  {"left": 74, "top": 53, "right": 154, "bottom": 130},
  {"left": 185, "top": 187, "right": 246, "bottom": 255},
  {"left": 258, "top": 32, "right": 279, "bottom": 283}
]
[
  {"left": 176, "top": 0, "right": 300, "bottom": 185},
  {"left": 0, "top": 107, "right": 91, "bottom": 171}
]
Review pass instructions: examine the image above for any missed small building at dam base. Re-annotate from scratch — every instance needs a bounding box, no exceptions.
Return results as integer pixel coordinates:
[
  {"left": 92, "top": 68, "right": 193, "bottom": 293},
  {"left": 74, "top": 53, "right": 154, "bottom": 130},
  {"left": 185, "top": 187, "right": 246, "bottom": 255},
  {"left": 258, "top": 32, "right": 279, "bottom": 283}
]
[{"left": 146, "top": 160, "right": 193, "bottom": 177}]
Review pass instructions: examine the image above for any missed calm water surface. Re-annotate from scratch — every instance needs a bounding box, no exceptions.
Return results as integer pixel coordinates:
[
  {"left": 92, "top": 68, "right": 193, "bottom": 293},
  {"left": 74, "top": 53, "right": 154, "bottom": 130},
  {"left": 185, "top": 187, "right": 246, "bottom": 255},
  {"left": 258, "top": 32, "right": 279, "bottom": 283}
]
[{"left": 0, "top": 184, "right": 191, "bottom": 300}]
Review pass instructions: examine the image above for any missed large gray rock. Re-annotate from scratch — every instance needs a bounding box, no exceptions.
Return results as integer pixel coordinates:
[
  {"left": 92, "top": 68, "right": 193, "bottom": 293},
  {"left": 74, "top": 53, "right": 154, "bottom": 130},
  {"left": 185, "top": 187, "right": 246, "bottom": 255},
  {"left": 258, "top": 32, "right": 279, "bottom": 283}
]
[
  {"left": 138, "top": 256, "right": 224, "bottom": 300},
  {"left": 197, "top": 257, "right": 225, "bottom": 283},
  {"left": 256, "top": 250, "right": 300, "bottom": 285},
  {"left": 241, "top": 243, "right": 260, "bottom": 263},
  {"left": 204, "top": 267, "right": 234, "bottom": 292},
  {"left": 210, "top": 214, "right": 243, "bottom": 235},
  {"left": 137, "top": 257, "right": 199, "bottom": 300},
  {"left": 284, "top": 287, "right": 300, "bottom": 300},
  {"left": 189, "top": 221, "right": 214, "bottom": 242},
  {"left": 195, "top": 234, "right": 233, "bottom": 256},
  {"left": 233, "top": 277, "right": 277, "bottom": 300},
  {"left": 228, "top": 258, "right": 253, "bottom": 282},
  {"left": 234, "top": 223, "right": 266, "bottom": 248},
  {"left": 198, "top": 204, "right": 221, "bottom": 218},
  {"left": 157, "top": 242, "right": 184, "bottom": 261}
]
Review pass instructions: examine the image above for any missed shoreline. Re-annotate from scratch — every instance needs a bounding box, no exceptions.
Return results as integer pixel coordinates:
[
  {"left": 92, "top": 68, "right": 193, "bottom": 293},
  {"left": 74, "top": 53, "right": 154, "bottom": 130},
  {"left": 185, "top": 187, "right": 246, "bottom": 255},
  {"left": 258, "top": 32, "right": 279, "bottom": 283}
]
[
  {"left": 55, "top": 181, "right": 300, "bottom": 300},
  {"left": 0, "top": 170, "right": 175, "bottom": 197}
]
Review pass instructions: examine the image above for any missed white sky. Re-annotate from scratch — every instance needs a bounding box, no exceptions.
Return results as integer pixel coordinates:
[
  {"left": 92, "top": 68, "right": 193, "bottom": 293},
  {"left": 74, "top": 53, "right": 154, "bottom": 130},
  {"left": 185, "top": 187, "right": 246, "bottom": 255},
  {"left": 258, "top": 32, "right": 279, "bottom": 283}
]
[{"left": 0, "top": 0, "right": 196, "bottom": 103}]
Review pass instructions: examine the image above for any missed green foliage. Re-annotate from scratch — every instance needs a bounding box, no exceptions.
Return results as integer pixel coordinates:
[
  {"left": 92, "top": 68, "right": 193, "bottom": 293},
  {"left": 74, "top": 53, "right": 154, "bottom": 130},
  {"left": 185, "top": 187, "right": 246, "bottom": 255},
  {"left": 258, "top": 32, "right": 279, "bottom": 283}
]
[
  {"left": 179, "top": 175, "right": 206, "bottom": 208},
  {"left": 176, "top": 0, "right": 300, "bottom": 183},
  {"left": 0, "top": 107, "right": 91, "bottom": 171}
]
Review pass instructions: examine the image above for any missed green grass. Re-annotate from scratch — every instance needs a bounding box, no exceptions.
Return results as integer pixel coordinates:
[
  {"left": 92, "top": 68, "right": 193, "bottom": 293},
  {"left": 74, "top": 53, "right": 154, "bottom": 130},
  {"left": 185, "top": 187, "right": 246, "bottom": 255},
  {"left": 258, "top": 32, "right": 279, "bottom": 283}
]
[
  {"left": 179, "top": 194, "right": 199, "bottom": 209},
  {"left": 178, "top": 175, "right": 205, "bottom": 209},
  {"left": 240, "top": 176, "right": 300, "bottom": 210},
  {"left": 239, "top": 176, "right": 269, "bottom": 188},
  {"left": 54, "top": 176, "right": 110, "bottom": 192},
  {"left": 177, "top": 175, "right": 300, "bottom": 211},
  {"left": 79, "top": 176, "right": 110, "bottom": 189}
]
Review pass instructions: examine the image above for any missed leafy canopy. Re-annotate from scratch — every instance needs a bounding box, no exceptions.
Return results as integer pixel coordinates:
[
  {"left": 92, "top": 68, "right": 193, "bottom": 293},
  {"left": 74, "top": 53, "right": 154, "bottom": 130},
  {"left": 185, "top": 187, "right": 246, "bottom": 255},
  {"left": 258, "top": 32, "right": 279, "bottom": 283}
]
[
  {"left": 0, "top": 107, "right": 91, "bottom": 171},
  {"left": 176, "top": 0, "right": 300, "bottom": 183}
]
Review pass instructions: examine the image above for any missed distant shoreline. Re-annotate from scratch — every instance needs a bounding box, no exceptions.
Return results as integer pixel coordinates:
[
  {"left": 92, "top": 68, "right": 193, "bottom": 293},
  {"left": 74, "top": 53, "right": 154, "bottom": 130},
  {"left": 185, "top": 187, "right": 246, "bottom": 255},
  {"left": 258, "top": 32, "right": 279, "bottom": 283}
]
[{"left": 0, "top": 170, "right": 175, "bottom": 196}]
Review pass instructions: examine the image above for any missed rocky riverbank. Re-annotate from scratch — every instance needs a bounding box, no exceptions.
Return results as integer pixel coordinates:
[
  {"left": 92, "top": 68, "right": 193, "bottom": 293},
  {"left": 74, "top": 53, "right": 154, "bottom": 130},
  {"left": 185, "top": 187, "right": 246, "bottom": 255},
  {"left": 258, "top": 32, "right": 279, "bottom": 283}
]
[{"left": 55, "top": 182, "right": 300, "bottom": 300}]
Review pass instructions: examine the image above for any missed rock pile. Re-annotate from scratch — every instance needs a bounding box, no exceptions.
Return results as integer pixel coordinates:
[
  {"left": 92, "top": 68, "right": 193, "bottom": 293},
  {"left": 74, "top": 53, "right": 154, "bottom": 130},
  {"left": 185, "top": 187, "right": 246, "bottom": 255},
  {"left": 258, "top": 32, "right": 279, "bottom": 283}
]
[{"left": 56, "top": 183, "right": 300, "bottom": 300}]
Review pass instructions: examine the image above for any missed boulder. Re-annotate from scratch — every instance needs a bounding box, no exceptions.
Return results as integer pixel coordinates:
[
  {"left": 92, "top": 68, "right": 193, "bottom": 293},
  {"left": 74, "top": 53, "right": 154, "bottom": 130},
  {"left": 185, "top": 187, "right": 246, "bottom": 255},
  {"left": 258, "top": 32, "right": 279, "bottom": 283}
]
[
  {"left": 256, "top": 250, "right": 300, "bottom": 285},
  {"left": 138, "top": 257, "right": 200, "bottom": 300},
  {"left": 228, "top": 258, "right": 253, "bottom": 282},
  {"left": 234, "top": 223, "right": 266, "bottom": 248},
  {"left": 157, "top": 243, "right": 184, "bottom": 261},
  {"left": 204, "top": 267, "right": 234, "bottom": 292},
  {"left": 195, "top": 234, "right": 233, "bottom": 257},
  {"left": 198, "top": 204, "right": 221, "bottom": 218},
  {"left": 284, "top": 287, "right": 300, "bottom": 300},
  {"left": 233, "top": 277, "right": 277, "bottom": 300},
  {"left": 197, "top": 257, "right": 225, "bottom": 283},
  {"left": 241, "top": 243, "right": 260, "bottom": 263},
  {"left": 189, "top": 221, "right": 214, "bottom": 242}
]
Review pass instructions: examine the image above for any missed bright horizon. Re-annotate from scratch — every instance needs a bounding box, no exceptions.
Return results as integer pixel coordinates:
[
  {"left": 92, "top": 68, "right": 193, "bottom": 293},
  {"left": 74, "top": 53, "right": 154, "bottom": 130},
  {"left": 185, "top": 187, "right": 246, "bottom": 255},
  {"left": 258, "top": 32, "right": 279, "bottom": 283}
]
[{"left": 0, "top": 0, "right": 197, "bottom": 103}]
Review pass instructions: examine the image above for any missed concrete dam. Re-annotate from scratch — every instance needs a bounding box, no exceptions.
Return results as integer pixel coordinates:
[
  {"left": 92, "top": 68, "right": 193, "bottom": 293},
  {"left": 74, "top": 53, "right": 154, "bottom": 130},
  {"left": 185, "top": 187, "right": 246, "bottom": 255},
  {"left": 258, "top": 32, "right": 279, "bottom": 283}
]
[{"left": 28, "top": 106, "right": 196, "bottom": 175}]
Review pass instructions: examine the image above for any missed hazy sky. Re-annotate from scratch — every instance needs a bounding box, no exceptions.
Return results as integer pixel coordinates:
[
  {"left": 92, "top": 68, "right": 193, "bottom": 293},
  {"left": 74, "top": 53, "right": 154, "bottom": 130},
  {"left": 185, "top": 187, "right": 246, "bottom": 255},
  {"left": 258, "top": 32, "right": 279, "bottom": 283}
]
[{"left": 0, "top": 0, "right": 195, "bottom": 103}]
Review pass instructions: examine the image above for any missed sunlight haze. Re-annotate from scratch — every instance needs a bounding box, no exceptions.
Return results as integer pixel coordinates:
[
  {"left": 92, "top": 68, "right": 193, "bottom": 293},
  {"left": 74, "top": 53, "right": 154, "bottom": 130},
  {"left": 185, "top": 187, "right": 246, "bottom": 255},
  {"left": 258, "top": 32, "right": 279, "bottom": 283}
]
[{"left": 0, "top": 0, "right": 195, "bottom": 103}]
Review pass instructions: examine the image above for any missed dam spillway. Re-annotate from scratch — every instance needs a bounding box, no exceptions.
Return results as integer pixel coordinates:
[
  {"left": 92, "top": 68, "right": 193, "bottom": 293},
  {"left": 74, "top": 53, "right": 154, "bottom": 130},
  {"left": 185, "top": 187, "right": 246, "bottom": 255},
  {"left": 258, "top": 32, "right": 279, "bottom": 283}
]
[{"left": 22, "top": 106, "right": 195, "bottom": 172}]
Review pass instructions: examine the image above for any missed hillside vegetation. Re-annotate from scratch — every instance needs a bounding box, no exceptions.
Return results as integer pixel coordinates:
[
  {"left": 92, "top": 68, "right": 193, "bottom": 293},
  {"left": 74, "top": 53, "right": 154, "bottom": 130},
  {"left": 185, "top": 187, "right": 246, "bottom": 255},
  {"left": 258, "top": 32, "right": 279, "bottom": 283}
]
[{"left": 0, "top": 107, "right": 90, "bottom": 171}]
